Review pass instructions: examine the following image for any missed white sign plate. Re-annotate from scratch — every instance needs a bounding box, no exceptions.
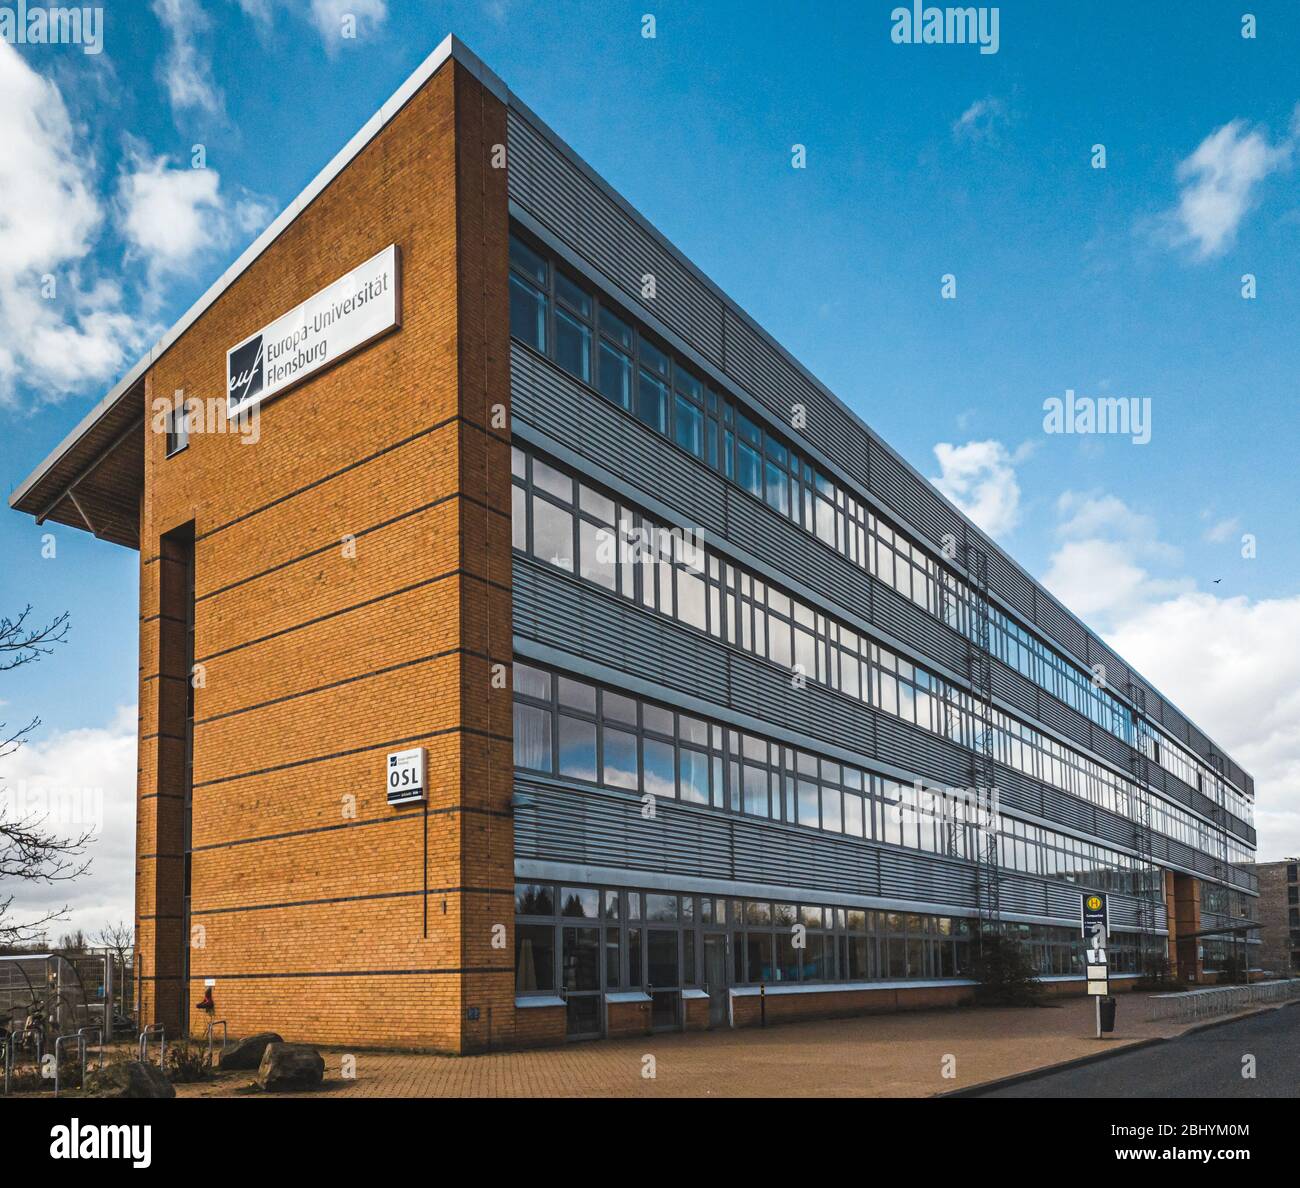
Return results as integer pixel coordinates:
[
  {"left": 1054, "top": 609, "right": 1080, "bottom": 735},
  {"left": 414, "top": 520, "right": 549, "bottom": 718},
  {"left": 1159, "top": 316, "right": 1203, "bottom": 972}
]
[
  {"left": 386, "top": 746, "right": 426, "bottom": 805},
  {"left": 227, "top": 244, "right": 400, "bottom": 417}
]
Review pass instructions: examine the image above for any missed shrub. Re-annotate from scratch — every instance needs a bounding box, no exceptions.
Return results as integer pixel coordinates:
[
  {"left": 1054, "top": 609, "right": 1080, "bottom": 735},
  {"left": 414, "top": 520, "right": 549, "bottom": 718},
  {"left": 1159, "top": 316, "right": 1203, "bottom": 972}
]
[
  {"left": 163, "top": 1042, "right": 212, "bottom": 1083},
  {"left": 970, "top": 930, "right": 1044, "bottom": 1006},
  {"left": 1131, "top": 953, "right": 1188, "bottom": 993}
]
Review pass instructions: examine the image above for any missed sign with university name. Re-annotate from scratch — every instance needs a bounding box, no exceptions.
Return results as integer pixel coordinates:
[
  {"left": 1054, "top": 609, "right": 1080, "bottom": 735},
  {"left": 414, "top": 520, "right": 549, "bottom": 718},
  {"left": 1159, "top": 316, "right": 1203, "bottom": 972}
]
[
  {"left": 227, "top": 244, "right": 400, "bottom": 418},
  {"left": 386, "top": 747, "right": 426, "bottom": 806}
]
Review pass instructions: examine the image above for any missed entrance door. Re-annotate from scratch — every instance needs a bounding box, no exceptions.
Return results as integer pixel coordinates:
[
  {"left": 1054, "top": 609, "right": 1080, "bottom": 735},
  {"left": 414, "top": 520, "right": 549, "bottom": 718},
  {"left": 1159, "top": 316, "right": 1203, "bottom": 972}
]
[
  {"left": 647, "top": 928, "right": 680, "bottom": 1030},
  {"left": 562, "top": 926, "right": 602, "bottom": 1038},
  {"left": 703, "top": 933, "right": 728, "bottom": 1027}
]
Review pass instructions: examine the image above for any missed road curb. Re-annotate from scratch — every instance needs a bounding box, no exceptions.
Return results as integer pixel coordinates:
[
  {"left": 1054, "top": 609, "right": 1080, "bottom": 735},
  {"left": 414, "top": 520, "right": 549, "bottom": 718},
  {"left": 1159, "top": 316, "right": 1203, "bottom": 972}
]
[
  {"left": 937, "top": 1036, "right": 1167, "bottom": 1098},
  {"left": 938, "top": 1000, "right": 1296, "bottom": 1098}
]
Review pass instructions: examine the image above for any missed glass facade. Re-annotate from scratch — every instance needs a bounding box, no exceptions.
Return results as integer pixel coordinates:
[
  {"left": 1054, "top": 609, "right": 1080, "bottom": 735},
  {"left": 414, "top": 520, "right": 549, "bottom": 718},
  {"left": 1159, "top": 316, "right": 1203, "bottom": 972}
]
[
  {"left": 510, "top": 443, "right": 1252, "bottom": 873},
  {"left": 515, "top": 880, "right": 1163, "bottom": 1006},
  {"left": 506, "top": 223, "right": 1254, "bottom": 1027},
  {"left": 514, "top": 660, "right": 1161, "bottom": 896},
  {"left": 507, "top": 231, "right": 1254, "bottom": 832}
]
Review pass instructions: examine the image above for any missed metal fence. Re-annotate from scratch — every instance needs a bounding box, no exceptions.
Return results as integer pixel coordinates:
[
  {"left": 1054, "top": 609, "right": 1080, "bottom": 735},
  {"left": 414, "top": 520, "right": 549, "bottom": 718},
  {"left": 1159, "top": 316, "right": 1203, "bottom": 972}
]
[{"left": 1145, "top": 978, "right": 1300, "bottom": 1023}]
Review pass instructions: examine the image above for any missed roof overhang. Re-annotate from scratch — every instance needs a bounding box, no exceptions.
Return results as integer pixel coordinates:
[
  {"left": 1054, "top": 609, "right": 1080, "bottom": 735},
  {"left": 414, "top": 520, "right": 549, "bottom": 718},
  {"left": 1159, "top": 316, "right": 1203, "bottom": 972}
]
[{"left": 8, "top": 376, "right": 144, "bottom": 549}]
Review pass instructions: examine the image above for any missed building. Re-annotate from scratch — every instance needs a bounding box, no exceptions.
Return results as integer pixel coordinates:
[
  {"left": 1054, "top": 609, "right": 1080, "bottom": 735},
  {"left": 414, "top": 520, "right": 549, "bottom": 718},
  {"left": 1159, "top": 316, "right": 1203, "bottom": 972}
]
[
  {"left": 1253, "top": 860, "right": 1299, "bottom": 976},
  {"left": 8, "top": 36, "right": 1259, "bottom": 1052}
]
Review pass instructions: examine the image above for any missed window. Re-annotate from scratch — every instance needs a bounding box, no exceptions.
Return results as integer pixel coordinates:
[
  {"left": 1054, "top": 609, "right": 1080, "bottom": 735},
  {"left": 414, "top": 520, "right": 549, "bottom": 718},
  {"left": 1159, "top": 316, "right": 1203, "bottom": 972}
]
[
  {"left": 736, "top": 413, "right": 763, "bottom": 498},
  {"left": 674, "top": 394, "right": 704, "bottom": 458},
  {"left": 515, "top": 924, "right": 555, "bottom": 992},
  {"left": 597, "top": 306, "right": 634, "bottom": 409},
  {"left": 603, "top": 728, "right": 638, "bottom": 789},
  {"left": 643, "top": 737, "right": 676, "bottom": 799},
  {"left": 637, "top": 367, "right": 668, "bottom": 433},
  {"left": 165, "top": 402, "right": 188, "bottom": 456},
  {"left": 555, "top": 305, "right": 591, "bottom": 382},
  {"left": 554, "top": 272, "right": 592, "bottom": 383},
  {"left": 578, "top": 519, "right": 617, "bottom": 590},
  {"left": 513, "top": 703, "right": 551, "bottom": 772},
  {"left": 532, "top": 497, "right": 573, "bottom": 571},
  {"left": 515, "top": 883, "right": 554, "bottom": 915},
  {"left": 679, "top": 747, "right": 710, "bottom": 805},
  {"left": 508, "top": 235, "right": 547, "bottom": 353},
  {"left": 558, "top": 715, "right": 597, "bottom": 782}
]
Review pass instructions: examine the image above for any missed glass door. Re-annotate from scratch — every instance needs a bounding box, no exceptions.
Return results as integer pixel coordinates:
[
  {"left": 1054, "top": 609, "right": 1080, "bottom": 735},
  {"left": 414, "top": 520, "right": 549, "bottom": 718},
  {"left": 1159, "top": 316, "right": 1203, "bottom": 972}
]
[
  {"left": 703, "top": 933, "right": 728, "bottom": 1027},
  {"left": 562, "top": 926, "right": 602, "bottom": 1038},
  {"left": 647, "top": 928, "right": 681, "bottom": 1030}
]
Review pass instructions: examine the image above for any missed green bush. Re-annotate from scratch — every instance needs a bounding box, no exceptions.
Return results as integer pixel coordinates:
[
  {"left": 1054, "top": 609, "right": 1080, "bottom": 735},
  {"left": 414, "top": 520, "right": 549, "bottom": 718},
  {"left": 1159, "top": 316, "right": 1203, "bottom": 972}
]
[
  {"left": 970, "top": 930, "right": 1044, "bottom": 1006},
  {"left": 163, "top": 1042, "right": 213, "bottom": 1083},
  {"left": 1131, "top": 953, "right": 1188, "bottom": 992}
]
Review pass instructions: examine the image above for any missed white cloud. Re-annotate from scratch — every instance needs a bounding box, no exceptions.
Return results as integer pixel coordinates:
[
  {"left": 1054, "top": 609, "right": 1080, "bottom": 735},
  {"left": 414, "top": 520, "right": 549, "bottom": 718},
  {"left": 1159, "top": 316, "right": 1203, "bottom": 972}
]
[
  {"left": 952, "top": 96, "right": 1007, "bottom": 144},
  {"left": 0, "top": 706, "right": 136, "bottom": 942},
  {"left": 1106, "top": 594, "right": 1300, "bottom": 862},
  {"left": 0, "top": 41, "right": 146, "bottom": 405},
  {"left": 115, "top": 149, "right": 272, "bottom": 288},
  {"left": 232, "top": 0, "right": 387, "bottom": 49},
  {"left": 1042, "top": 492, "right": 1189, "bottom": 623},
  {"left": 118, "top": 154, "right": 225, "bottom": 274},
  {"left": 234, "top": 0, "right": 275, "bottom": 25},
  {"left": 152, "top": 0, "right": 225, "bottom": 120},
  {"left": 1203, "top": 514, "right": 1241, "bottom": 544},
  {"left": 1161, "top": 113, "right": 1295, "bottom": 259},
  {"left": 930, "top": 439, "right": 1021, "bottom": 539},
  {"left": 1038, "top": 490, "right": 1297, "bottom": 858}
]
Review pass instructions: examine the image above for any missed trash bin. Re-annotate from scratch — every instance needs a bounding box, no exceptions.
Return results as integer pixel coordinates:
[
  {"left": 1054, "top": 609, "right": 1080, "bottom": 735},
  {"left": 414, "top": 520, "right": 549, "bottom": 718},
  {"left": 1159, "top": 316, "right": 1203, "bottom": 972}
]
[{"left": 1099, "top": 995, "right": 1117, "bottom": 1033}]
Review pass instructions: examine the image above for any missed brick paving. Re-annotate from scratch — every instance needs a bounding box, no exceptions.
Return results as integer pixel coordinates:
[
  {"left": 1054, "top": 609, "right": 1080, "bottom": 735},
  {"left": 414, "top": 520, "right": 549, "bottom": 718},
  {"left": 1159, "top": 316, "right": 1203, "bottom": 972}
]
[{"left": 160, "top": 994, "right": 1239, "bottom": 1098}]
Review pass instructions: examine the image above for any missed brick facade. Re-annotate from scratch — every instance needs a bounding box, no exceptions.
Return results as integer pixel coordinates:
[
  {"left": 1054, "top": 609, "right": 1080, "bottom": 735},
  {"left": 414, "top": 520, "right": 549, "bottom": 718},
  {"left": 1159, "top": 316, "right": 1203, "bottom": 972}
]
[
  {"left": 1255, "top": 860, "right": 1299, "bottom": 976},
  {"left": 134, "top": 59, "right": 516, "bottom": 1054}
]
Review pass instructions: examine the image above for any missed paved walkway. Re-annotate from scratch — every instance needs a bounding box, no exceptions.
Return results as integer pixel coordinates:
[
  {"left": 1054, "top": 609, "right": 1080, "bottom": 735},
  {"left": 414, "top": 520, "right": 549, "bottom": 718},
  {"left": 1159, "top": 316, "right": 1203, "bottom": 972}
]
[{"left": 166, "top": 994, "right": 1237, "bottom": 1098}]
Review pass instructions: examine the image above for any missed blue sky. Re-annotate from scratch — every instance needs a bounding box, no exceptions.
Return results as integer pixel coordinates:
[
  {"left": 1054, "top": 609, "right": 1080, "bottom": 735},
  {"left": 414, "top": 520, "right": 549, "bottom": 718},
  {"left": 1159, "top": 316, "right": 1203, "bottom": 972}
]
[{"left": 2, "top": 0, "right": 1298, "bottom": 931}]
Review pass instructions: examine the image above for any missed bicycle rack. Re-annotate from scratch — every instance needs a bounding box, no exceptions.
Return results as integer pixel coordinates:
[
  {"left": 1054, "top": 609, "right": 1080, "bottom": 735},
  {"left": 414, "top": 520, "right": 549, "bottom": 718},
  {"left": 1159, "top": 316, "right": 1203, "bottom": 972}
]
[
  {"left": 4, "top": 1027, "right": 44, "bottom": 1096},
  {"left": 78, "top": 1027, "right": 105, "bottom": 1072},
  {"left": 139, "top": 1024, "right": 166, "bottom": 1068},
  {"left": 53, "top": 1033, "right": 88, "bottom": 1098},
  {"left": 205, "top": 1019, "right": 228, "bottom": 1066}
]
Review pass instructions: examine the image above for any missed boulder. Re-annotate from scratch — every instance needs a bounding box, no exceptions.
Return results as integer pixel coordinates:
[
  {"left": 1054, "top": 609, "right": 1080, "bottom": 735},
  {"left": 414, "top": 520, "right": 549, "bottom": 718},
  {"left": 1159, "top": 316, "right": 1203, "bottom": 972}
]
[
  {"left": 256, "top": 1042, "right": 324, "bottom": 1091},
  {"left": 218, "top": 1031, "right": 283, "bottom": 1071},
  {"left": 83, "top": 1061, "right": 175, "bottom": 1099}
]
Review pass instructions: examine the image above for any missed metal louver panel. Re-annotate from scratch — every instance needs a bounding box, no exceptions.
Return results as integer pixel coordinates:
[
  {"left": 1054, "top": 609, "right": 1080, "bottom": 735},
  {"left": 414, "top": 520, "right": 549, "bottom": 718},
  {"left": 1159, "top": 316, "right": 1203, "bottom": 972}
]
[{"left": 508, "top": 110, "right": 725, "bottom": 363}]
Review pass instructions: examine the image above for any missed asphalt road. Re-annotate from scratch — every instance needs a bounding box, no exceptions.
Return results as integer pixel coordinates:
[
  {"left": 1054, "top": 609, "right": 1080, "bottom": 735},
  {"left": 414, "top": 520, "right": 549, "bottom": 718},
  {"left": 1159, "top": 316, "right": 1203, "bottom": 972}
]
[{"left": 978, "top": 1004, "right": 1300, "bottom": 1097}]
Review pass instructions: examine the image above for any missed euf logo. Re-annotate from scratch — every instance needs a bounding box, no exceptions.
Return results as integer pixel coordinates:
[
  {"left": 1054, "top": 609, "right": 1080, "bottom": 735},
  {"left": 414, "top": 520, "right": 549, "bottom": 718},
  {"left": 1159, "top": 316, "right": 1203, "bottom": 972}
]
[{"left": 228, "top": 333, "right": 264, "bottom": 413}]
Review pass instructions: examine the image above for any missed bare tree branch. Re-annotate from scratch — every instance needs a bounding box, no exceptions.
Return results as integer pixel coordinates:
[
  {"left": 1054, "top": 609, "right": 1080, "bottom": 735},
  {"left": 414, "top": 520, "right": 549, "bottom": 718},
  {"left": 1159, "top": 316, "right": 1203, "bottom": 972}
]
[
  {"left": 0, "top": 606, "right": 69, "bottom": 672},
  {"left": 0, "top": 604, "right": 84, "bottom": 946},
  {"left": 93, "top": 920, "right": 134, "bottom": 961}
]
